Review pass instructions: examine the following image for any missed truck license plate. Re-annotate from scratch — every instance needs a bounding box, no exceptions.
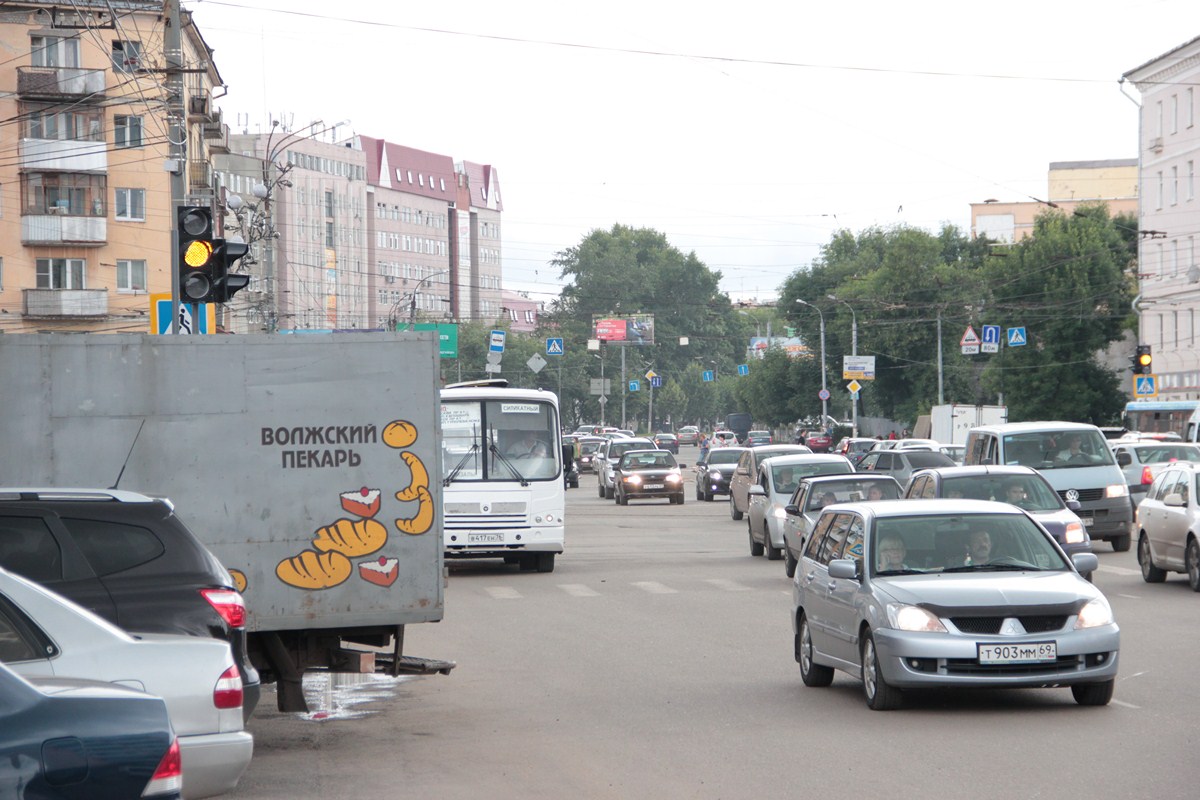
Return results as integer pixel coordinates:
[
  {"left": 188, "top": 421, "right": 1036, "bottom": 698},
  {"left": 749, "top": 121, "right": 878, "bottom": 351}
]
[
  {"left": 977, "top": 642, "right": 1056, "bottom": 664},
  {"left": 468, "top": 533, "right": 503, "bottom": 544}
]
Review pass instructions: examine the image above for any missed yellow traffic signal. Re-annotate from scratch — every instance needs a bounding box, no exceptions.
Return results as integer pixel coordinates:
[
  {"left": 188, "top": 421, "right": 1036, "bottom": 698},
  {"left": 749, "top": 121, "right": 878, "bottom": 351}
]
[{"left": 183, "top": 239, "right": 213, "bottom": 268}]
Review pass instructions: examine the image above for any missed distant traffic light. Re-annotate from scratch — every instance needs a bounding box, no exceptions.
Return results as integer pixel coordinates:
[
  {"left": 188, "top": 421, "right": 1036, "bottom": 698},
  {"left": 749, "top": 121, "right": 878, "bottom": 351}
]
[
  {"left": 1133, "top": 345, "right": 1153, "bottom": 375},
  {"left": 211, "top": 239, "right": 251, "bottom": 303},
  {"left": 178, "top": 206, "right": 217, "bottom": 304}
]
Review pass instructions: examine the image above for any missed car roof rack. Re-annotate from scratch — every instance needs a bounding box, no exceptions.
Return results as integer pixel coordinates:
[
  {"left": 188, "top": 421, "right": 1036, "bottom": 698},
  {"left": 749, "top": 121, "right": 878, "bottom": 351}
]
[{"left": 0, "top": 488, "right": 163, "bottom": 505}]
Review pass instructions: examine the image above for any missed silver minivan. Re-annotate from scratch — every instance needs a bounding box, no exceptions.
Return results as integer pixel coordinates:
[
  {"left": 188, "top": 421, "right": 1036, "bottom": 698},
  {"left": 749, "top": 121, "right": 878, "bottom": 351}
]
[{"left": 964, "top": 422, "right": 1132, "bottom": 551}]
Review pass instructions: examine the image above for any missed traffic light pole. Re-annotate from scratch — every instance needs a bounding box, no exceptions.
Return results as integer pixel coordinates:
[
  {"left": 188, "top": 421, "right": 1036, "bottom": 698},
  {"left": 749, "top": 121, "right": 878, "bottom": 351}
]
[{"left": 165, "top": 0, "right": 185, "bottom": 334}]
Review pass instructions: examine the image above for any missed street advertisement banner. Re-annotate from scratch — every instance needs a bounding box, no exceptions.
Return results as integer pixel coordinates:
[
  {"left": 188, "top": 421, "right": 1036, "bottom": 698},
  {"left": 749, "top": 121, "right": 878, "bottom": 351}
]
[{"left": 592, "top": 314, "right": 654, "bottom": 345}]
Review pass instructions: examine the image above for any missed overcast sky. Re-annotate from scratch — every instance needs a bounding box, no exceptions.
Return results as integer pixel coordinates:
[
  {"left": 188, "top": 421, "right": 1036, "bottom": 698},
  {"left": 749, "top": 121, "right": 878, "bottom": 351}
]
[{"left": 192, "top": 0, "right": 1200, "bottom": 305}]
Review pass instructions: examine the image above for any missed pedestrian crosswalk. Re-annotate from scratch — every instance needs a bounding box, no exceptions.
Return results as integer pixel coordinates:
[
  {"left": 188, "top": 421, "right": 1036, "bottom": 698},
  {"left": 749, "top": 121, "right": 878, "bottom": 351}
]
[{"left": 472, "top": 577, "right": 784, "bottom": 600}]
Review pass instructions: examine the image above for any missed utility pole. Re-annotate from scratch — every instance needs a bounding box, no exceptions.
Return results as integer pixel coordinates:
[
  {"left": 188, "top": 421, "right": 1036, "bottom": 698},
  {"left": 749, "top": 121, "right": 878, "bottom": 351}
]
[
  {"left": 165, "top": 0, "right": 185, "bottom": 333},
  {"left": 620, "top": 345, "right": 627, "bottom": 429}
]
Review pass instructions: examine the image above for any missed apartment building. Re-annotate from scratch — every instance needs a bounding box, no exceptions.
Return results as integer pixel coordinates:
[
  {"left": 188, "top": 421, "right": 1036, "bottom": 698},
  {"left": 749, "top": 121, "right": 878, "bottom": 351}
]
[
  {"left": 1124, "top": 35, "right": 1200, "bottom": 400},
  {"left": 970, "top": 159, "right": 1138, "bottom": 243},
  {"left": 0, "top": 1, "right": 224, "bottom": 334}
]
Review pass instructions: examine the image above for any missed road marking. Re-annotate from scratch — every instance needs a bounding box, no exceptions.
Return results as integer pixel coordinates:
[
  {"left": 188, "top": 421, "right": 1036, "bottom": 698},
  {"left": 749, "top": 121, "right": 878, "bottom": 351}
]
[
  {"left": 704, "top": 578, "right": 752, "bottom": 592},
  {"left": 559, "top": 584, "right": 600, "bottom": 597},
  {"left": 1110, "top": 699, "right": 1140, "bottom": 709},
  {"left": 1116, "top": 593, "right": 1141, "bottom": 600},
  {"left": 632, "top": 581, "right": 678, "bottom": 594},
  {"left": 1097, "top": 564, "right": 1140, "bottom": 577},
  {"left": 485, "top": 587, "right": 522, "bottom": 599}
]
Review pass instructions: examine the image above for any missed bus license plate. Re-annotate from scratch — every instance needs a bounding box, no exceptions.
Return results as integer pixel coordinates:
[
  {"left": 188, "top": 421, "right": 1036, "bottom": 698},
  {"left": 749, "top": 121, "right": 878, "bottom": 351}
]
[
  {"left": 468, "top": 533, "right": 503, "bottom": 544},
  {"left": 977, "top": 642, "right": 1056, "bottom": 665}
]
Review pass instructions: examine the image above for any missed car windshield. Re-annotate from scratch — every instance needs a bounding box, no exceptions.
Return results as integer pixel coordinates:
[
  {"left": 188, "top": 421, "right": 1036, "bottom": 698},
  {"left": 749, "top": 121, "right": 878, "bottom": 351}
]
[
  {"left": 705, "top": 449, "right": 742, "bottom": 465},
  {"left": 804, "top": 479, "right": 899, "bottom": 510},
  {"left": 940, "top": 475, "right": 1061, "bottom": 511},
  {"left": 580, "top": 440, "right": 604, "bottom": 454},
  {"left": 1137, "top": 444, "right": 1200, "bottom": 463},
  {"left": 871, "top": 513, "right": 1069, "bottom": 576},
  {"left": 774, "top": 462, "right": 853, "bottom": 489},
  {"left": 609, "top": 440, "right": 653, "bottom": 459},
  {"left": 622, "top": 452, "right": 676, "bottom": 469},
  {"left": 1002, "top": 430, "right": 1117, "bottom": 470}
]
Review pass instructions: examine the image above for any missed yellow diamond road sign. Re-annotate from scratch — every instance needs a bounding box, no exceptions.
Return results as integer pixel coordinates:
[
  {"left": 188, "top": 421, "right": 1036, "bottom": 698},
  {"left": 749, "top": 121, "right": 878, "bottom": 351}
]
[
  {"left": 847, "top": 380, "right": 862, "bottom": 393},
  {"left": 645, "top": 369, "right": 657, "bottom": 380}
]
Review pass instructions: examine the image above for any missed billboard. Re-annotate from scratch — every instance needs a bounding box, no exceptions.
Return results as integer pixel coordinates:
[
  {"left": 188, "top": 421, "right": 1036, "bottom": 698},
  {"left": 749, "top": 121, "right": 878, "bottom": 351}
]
[{"left": 593, "top": 314, "right": 654, "bottom": 345}]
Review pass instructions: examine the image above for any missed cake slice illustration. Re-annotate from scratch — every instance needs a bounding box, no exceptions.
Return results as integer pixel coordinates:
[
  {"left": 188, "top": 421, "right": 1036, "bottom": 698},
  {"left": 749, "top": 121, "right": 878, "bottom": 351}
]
[
  {"left": 340, "top": 487, "right": 381, "bottom": 518},
  {"left": 358, "top": 555, "right": 399, "bottom": 587}
]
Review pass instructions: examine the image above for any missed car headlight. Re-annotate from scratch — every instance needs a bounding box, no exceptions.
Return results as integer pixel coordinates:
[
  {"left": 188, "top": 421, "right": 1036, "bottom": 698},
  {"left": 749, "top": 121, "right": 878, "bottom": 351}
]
[
  {"left": 887, "top": 603, "right": 947, "bottom": 633},
  {"left": 1063, "top": 521, "right": 1086, "bottom": 544},
  {"left": 1074, "top": 597, "right": 1114, "bottom": 629},
  {"left": 1106, "top": 483, "right": 1129, "bottom": 499},
  {"left": 666, "top": 474, "right": 682, "bottom": 483},
  {"left": 708, "top": 470, "right": 722, "bottom": 480},
  {"left": 625, "top": 475, "right": 642, "bottom": 485}
]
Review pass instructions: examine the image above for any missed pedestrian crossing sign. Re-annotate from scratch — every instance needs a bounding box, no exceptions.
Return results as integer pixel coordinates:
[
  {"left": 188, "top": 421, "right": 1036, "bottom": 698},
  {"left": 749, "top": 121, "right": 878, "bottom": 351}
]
[{"left": 1133, "top": 375, "right": 1157, "bottom": 397}]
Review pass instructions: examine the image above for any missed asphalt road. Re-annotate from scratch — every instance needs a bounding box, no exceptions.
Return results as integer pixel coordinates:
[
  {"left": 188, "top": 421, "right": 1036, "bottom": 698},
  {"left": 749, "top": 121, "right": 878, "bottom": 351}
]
[{"left": 236, "top": 467, "right": 1200, "bottom": 799}]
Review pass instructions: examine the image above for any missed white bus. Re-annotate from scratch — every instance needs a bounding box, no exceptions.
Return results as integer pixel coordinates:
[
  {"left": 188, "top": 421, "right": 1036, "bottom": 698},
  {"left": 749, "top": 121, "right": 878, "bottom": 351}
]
[{"left": 439, "top": 380, "right": 564, "bottom": 572}]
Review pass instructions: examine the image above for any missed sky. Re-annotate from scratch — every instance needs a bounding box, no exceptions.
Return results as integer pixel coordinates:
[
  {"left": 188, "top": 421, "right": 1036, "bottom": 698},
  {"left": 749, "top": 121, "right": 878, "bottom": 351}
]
[{"left": 189, "top": 0, "right": 1200, "bottom": 306}]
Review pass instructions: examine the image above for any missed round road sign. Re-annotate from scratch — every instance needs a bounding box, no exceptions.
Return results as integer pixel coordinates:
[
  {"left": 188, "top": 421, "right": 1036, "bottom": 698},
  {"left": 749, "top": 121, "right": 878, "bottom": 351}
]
[{"left": 818, "top": 388, "right": 831, "bottom": 401}]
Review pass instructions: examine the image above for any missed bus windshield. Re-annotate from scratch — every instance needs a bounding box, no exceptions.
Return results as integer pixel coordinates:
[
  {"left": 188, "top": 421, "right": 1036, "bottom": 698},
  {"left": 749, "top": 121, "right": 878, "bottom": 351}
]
[{"left": 442, "top": 398, "right": 560, "bottom": 483}]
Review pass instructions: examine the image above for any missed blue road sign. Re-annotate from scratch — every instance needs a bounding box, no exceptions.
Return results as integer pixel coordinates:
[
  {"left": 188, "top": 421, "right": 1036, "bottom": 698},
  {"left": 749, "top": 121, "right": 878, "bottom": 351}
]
[
  {"left": 650, "top": 376, "right": 663, "bottom": 388},
  {"left": 489, "top": 330, "right": 506, "bottom": 352},
  {"left": 546, "top": 337, "right": 564, "bottom": 355},
  {"left": 629, "top": 380, "right": 640, "bottom": 392},
  {"left": 982, "top": 325, "right": 1000, "bottom": 345},
  {"left": 155, "top": 300, "right": 209, "bottom": 335},
  {"left": 1007, "top": 327, "right": 1027, "bottom": 346},
  {"left": 737, "top": 364, "right": 749, "bottom": 376},
  {"left": 702, "top": 370, "right": 715, "bottom": 382},
  {"left": 1134, "top": 375, "right": 1157, "bottom": 397}
]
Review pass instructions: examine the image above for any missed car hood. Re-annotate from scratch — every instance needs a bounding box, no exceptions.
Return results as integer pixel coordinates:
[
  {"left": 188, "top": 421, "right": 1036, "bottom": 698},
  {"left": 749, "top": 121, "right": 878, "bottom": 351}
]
[
  {"left": 620, "top": 469, "right": 680, "bottom": 479},
  {"left": 703, "top": 464, "right": 739, "bottom": 475},
  {"left": 873, "top": 571, "right": 1102, "bottom": 612}
]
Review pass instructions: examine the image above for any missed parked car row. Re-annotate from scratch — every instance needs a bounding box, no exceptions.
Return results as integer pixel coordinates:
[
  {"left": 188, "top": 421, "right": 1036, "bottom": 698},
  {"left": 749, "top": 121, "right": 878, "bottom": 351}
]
[{"left": 0, "top": 488, "right": 255, "bottom": 799}]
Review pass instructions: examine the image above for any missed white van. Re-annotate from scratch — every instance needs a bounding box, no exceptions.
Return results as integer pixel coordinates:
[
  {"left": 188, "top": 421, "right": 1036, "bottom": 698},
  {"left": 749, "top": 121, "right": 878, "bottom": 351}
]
[{"left": 963, "top": 422, "right": 1132, "bottom": 551}]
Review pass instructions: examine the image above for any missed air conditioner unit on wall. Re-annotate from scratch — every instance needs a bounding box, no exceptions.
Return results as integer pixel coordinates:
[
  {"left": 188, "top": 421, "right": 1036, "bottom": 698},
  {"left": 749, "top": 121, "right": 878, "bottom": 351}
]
[{"left": 1149, "top": 137, "right": 1163, "bottom": 153}]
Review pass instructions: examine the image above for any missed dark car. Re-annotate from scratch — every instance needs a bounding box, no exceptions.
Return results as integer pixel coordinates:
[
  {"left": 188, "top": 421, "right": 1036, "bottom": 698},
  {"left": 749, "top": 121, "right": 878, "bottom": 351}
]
[
  {"left": 856, "top": 449, "right": 956, "bottom": 486},
  {"left": 562, "top": 443, "right": 580, "bottom": 489},
  {"left": 575, "top": 436, "right": 607, "bottom": 473},
  {"left": 694, "top": 446, "right": 748, "bottom": 501},
  {"left": 652, "top": 433, "right": 680, "bottom": 454},
  {"left": 834, "top": 437, "right": 878, "bottom": 466},
  {"left": 0, "top": 662, "right": 183, "bottom": 799},
  {"left": 746, "top": 430, "right": 773, "bottom": 446},
  {"left": 0, "top": 488, "right": 261, "bottom": 719},
  {"left": 614, "top": 450, "right": 685, "bottom": 505}
]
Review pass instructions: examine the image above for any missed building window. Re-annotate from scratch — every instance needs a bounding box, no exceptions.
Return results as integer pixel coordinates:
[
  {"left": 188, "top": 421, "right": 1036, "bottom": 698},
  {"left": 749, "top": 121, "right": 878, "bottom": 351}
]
[
  {"left": 1172, "top": 166, "right": 1179, "bottom": 205},
  {"left": 114, "top": 115, "right": 143, "bottom": 148},
  {"left": 325, "top": 222, "right": 334, "bottom": 247},
  {"left": 114, "top": 188, "right": 145, "bottom": 221},
  {"left": 1157, "top": 171, "right": 1164, "bottom": 210},
  {"left": 324, "top": 191, "right": 333, "bottom": 218},
  {"left": 111, "top": 40, "right": 141, "bottom": 72},
  {"left": 1189, "top": 88, "right": 1195, "bottom": 129},
  {"left": 0, "top": 257, "right": 4, "bottom": 290},
  {"left": 1188, "top": 161, "right": 1195, "bottom": 201},
  {"left": 22, "top": 173, "right": 106, "bottom": 216},
  {"left": 1171, "top": 94, "right": 1179, "bottom": 134},
  {"left": 36, "top": 258, "right": 85, "bottom": 289},
  {"left": 116, "top": 259, "right": 146, "bottom": 292},
  {"left": 25, "top": 104, "right": 103, "bottom": 141},
  {"left": 31, "top": 35, "right": 79, "bottom": 68}
]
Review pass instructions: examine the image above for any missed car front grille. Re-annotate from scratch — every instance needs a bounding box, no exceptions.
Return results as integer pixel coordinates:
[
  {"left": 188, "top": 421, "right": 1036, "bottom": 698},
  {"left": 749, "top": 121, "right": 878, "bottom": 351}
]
[
  {"left": 1057, "top": 488, "right": 1104, "bottom": 503},
  {"left": 951, "top": 615, "right": 1069, "bottom": 635},
  {"left": 944, "top": 655, "right": 1086, "bottom": 676}
]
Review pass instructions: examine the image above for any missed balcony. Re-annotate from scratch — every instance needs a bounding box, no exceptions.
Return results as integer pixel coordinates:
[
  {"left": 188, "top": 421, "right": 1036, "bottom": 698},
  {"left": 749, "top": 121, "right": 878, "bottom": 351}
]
[
  {"left": 17, "top": 66, "right": 106, "bottom": 99},
  {"left": 19, "top": 137, "right": 107, "bottom": 173},
  {"left": 22, "top": 288, "right": 108, "bottom": 319},
  {"left": 22, "top": 213, "right": 107, "bottom": 246}
]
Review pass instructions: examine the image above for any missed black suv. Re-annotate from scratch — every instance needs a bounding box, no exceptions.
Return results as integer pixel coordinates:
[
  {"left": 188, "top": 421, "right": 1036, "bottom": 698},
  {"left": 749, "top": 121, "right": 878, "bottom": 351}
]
[{"left": 0, "top": 489, "right": 260, "bottom": 718}]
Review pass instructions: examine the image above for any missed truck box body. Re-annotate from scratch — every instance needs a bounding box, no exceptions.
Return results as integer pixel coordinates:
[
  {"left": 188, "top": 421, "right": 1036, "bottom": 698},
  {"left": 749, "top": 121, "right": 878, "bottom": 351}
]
[
  {"left": 931, "top": 404, "right": 1008, "bottom": 445},
  {"left": 0, "top": 334, "right": 448, "bottom": 709}
]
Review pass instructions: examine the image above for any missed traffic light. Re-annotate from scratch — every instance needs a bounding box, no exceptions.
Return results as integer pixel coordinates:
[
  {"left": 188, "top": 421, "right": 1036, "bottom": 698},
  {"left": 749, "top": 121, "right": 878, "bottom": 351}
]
[
  {"left": 211, "top": 239, "right": 250, "bottom": 303},
  {"left": 177, "top": 206, "right": 217, "bottom": 304},
  {"left": 1133, "top": 345, "right": 1153, "bottom": 374}
]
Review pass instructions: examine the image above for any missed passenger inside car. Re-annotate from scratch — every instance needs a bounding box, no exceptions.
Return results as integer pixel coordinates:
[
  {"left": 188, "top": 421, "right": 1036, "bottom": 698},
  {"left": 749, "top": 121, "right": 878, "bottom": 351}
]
[{"left": 876, "top": 534, "right": 908, "bottom": 572}]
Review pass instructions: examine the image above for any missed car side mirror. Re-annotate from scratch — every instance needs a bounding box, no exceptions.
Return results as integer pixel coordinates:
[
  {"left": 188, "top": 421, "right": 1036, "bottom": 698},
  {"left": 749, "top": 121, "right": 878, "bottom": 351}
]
[
  {"left": 696, "top": 460, "right": 707, "bottom": 468},
  {"left": 1066, "top": 499, "right": 1082, "bottom": 512},
  {"left": 678, "top": 463, "right": 687, "bottom": 469},
  {"left": 784, "top": 504, "right": 800, "bottom": 516},
  {"left": 1165, "top": 492, "right": 1186, "bottom": 507},
  {"left": 828, "top": 559, "right": 858, "bottom": 580},
  {"left": 748, "top": 485, "right": 766, "bottom": 497},
  {"left": 1116, "top": 452, "right": 1132, "bottom": 467},
  {"left": 1071, "top": 552, "right": 1099, "bottom": 575}
]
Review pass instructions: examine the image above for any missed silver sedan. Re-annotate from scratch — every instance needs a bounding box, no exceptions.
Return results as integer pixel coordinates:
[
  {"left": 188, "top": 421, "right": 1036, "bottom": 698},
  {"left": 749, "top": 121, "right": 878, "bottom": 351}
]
[
  {"left": 1, "top": 565, "right": 253, "bottom": 799},
  {"left": 792, "top": 499, "right": 1116, "bottom": 710}
]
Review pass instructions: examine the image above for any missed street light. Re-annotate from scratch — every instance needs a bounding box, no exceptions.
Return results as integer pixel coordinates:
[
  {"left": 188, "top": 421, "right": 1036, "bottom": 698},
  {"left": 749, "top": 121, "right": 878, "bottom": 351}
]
[
  {"left": 796, "top": 299, "right": 827, "bottom": 429},
  {"left": 828, "top": 295, "right": 858, "bottom": 437}
]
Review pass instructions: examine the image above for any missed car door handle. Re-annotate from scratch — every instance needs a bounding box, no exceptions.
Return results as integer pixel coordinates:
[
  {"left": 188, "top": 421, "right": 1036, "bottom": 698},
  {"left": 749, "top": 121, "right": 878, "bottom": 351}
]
[
  {"left": 804, "top": 571, "right": 816, "bottom": 582},
  {"left": 825, "top": 582, "right": 838, "bottom": 592}
]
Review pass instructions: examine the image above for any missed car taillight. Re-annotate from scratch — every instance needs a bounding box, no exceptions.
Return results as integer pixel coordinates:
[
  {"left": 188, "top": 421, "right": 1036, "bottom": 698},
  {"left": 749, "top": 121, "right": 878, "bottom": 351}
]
[
  {"left": 213, "top": 665, "right": 244, "bottom": 710},
  {"left": 200, "top": 588, "right": 246, "bottom": 628},
  {"left": 1141, "top": 466, "right": 1155, "bottom": 485},
  {"left": 142, "top": 737, "right": 182, "bottom": 797}
]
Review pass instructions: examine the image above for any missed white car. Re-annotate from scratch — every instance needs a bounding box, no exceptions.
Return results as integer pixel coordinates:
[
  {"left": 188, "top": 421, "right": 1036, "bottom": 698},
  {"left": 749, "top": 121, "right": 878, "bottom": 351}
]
[
  {"left": 0, "top": 565, "right": 253, "bottom": 800},
  {"left": 746, "top": 454, "right": 855, "bottom": 560}
]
